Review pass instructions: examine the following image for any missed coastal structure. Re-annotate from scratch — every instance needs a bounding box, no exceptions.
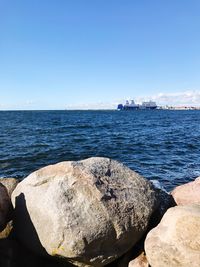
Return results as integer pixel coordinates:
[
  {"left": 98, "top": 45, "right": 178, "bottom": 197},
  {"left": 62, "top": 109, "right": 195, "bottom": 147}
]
[{"left": 117, "top": 100, "right": 157, "bottom": 110}]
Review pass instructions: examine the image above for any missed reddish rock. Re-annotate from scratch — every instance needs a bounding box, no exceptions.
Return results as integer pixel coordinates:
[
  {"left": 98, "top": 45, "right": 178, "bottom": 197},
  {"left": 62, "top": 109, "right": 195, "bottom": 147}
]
[
  {"left": 171, "top": 177, "right": 200, "bottom": 205},
  {"left": 145, "top": 205, "right": 200, "bottom": 267},
  {"left": 128, "top": 252, "right": 149, "bottom": 267}
]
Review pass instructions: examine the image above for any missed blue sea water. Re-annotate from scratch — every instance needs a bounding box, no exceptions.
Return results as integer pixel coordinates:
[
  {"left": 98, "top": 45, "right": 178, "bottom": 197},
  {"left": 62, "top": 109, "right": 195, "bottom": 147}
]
[{"left": 0, "top": 110, "right": 200, "bottom": 191}]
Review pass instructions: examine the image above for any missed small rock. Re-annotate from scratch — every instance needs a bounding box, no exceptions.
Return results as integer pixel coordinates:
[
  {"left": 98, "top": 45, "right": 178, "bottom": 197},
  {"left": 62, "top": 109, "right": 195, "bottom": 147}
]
[
  {"left": 0, "top": 220, "right": 13, "bottom": 239},
  {"left": 145, "top": 204, "right": 200, "bottom": 267},
  {"left": 12, "top": 157, "right": 159, "bottom": 267},
  {"left": 128, "top": 252, "right": 149, "bottom": 267},
  {"left": 0, "top": 178, "right": 18, "bottom": 238},
  {"left": 171, "top": 177, "right": 200, "bottom": 205},
  {"left": 0, "top": 183, "right": 11, "bottom": 231},
  {"left": 0, "top": 178, "right": 19, "bottom": 197}
]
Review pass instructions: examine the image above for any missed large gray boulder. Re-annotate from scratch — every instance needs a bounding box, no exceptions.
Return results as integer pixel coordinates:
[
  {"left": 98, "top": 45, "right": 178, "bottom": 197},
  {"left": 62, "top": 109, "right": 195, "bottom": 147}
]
[
  {"left": 12, "top": 157, "right": 159, "bottom": 266},
  {"left": 145, "top": 204, "right": 200, "bottom": 267}
]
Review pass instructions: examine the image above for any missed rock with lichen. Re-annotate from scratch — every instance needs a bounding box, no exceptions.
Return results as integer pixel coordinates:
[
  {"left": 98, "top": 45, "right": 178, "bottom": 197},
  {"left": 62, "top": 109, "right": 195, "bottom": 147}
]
[{"left": 12, "top": 157, "right": 159, "bottom": 266}]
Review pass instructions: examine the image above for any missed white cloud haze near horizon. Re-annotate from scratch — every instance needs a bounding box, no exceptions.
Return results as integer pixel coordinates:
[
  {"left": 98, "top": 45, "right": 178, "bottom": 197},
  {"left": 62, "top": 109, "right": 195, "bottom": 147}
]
[
  {"left": 0, "top": 90, "right": 200, "bottom": 110},
  {"left": 67, "top": 90, "right": 200, "bottom": 110}
]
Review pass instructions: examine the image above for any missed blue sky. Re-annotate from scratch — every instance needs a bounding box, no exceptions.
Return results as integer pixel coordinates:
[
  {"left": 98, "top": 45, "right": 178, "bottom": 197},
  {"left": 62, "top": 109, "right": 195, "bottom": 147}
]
[{"left": 1, "top": 0, "right": 200, "bottom": 109}]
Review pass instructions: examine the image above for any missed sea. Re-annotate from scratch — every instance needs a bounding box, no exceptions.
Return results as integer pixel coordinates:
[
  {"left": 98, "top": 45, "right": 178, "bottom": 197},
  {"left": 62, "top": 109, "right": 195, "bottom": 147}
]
[{"left": 1, "top": 110, "right": 200, "bottom": 191}]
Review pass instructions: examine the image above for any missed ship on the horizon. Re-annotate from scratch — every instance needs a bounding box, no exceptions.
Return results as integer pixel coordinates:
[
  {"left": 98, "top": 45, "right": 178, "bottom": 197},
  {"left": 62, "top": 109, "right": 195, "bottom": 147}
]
[{"left": 117, "top": 100, "right": 157, "bottom": 110}]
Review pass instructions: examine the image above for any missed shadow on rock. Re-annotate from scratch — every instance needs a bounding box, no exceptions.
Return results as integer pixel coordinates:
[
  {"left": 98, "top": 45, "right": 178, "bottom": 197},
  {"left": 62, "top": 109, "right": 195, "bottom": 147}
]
[
  {"left": 148, "top": 188, "right": 176, "bottom": 229},
  {"left": 5, "top": 193, "right": 73, "bottom": 267},
  {"left": 0, "top": 238, "right": 75, "bottom": 267},
  {"left": 12, "top": 193, "right": 48, "bottom": 257},
  {"left": 106, "top": 237, "right": 146, "bottom": 267}
]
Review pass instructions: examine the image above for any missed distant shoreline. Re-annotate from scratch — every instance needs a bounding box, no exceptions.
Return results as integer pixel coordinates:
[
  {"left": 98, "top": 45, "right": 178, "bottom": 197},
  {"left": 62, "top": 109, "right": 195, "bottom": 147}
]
[
  {"left": 0, "top": 107, "right": 200, "bottom": 111},
  {"left": 158, "top": 106, "right": 200, "bottom": 110}
]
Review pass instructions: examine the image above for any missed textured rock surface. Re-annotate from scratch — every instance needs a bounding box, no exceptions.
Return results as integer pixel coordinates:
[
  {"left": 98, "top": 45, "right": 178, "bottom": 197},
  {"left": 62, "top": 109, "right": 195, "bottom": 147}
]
[
  {"left": 145, "top": 204, "right": 200, "bottom": 267},
  {"left": 12, "top": 157, "right": 159, "bottom": 266},
  {"left": 0, "top": 183, "right": 11, "bottom": 231},
  {"left": 128, "top": 252, "right": 149, "bottom": 267},
  {"left": 171, "top": 177, "right": 200, "bottom": 205},
  {"left": 0, "top": 178, "right": 19, "bottom": 197}
]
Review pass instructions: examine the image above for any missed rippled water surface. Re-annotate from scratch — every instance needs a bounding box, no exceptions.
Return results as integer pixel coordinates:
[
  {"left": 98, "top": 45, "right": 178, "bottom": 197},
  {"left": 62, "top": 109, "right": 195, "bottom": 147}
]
[{"left": 1, "top": 110, "right": 200, "bottom": 191}]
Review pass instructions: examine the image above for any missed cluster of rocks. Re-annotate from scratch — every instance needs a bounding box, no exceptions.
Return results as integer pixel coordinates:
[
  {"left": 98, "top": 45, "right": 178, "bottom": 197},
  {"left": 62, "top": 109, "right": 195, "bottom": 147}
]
[{"left": 0, "top": 157, "right": 200, "bottom": 266}]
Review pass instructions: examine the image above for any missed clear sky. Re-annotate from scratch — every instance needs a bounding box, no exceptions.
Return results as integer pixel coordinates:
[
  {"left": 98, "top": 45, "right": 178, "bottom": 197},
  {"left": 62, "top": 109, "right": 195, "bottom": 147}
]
[{"left": 1, "top": 0, "right": 200, "bottom": 109}]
